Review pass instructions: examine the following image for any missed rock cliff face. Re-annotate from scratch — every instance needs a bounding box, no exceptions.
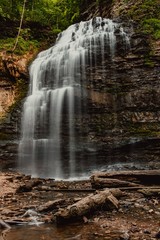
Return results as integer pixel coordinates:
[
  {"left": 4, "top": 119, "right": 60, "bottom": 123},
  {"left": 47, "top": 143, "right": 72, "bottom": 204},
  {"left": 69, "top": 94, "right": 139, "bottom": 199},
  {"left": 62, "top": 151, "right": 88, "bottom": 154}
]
[
  {"left": 82, "top": 35, "right": 160, "bottom": 168},
  {"left": 0, "top": 0, "right": 160, "bottom": 171},
  {"left": 77, "top": 0, "right": 160, "bottom": 169},
  {"left": 0, "top": 52, "right": 29, "bottom": 118},
  {"left": 0, "top": 53, "right": 31, "bottom": 168}
]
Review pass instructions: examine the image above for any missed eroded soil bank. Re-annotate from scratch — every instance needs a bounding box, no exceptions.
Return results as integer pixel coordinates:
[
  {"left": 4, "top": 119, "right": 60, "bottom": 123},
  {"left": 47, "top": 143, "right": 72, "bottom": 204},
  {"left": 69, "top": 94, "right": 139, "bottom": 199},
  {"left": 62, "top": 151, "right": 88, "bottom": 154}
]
[{"left": 0, "top": 171, "right": 160, "bottom": 240}]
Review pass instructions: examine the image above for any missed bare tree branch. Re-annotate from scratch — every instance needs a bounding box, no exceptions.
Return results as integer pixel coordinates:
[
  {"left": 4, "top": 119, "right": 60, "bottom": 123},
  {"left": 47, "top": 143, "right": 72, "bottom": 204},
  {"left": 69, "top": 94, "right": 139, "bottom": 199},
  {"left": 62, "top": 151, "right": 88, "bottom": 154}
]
[{"left": 12, "top": 0, "right": 27, "bottom": 52}]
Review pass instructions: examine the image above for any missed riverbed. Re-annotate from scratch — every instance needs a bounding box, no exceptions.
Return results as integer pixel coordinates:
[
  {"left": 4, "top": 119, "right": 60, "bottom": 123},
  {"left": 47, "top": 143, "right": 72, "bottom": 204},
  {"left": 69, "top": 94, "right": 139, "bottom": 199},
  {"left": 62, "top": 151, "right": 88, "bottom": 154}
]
[{"left": 0, "top": 171, "right": 160, "bottom": 240}]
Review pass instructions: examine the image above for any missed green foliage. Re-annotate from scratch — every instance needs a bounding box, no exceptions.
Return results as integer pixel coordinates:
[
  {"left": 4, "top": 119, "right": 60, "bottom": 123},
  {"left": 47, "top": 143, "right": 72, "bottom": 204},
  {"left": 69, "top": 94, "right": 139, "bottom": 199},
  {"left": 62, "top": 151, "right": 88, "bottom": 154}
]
[
  {"left": 51, "top": 28, "right": 61, "bottom": 34},
  {"left": 0, "top": 36, "right": 39, "bottom": 55},
  {"left": 0, "top": 0, "right": 81, "bottom": 54},
  {"left": 14, "top": 37, "right": 39, "bottom": 54},
  {"left": 125, "top": 0, "right": 160, "bottom": 39},
  {"left": 142, "top": 18, "right": 160, "bottom": 40},
  {"left": 0, "top": 0, "right": 80, "bottom": 31}
]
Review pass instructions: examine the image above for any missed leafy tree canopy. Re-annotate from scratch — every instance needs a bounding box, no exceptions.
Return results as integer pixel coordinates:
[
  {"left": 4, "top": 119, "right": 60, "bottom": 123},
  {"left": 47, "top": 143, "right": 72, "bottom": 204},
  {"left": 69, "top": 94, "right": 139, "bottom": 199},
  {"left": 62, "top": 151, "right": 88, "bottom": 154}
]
[
  {"left": 0, "top": 0, "right": 83, "bottom": 53},
  {"left": 0, "top": 0, "right": 81, "bottom": 31}
]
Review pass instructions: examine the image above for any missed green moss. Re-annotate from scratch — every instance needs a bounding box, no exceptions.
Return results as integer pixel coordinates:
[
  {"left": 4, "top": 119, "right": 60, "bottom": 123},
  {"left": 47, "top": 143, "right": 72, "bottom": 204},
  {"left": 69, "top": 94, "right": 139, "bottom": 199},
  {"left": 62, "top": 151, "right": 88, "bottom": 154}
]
[
  {"left": 0, "top": 133, "right": 10, "bottom": 140},
  {"left": 142, "top": 18, "right": 160, "bottom": 40},
  {"left": 122, "top": 0, "right": 160, "bottom": 40},
  {"left": 126, "top": 123, "right": 160, "bottom": 137},
  {"left": 7, "top": 78, "right": 28, "bottom": 114},
  {"left": 15, "top": 78, "right": 28, "bottom": 99},
  {"left": 51, "top": 28, "right": 61, "bottom": 34},
  {"left": 0, "top": 36, "right": 40, "bottom": 55},
  {"left": 144, "top": 58, "right": 155, "bottom": 67}
]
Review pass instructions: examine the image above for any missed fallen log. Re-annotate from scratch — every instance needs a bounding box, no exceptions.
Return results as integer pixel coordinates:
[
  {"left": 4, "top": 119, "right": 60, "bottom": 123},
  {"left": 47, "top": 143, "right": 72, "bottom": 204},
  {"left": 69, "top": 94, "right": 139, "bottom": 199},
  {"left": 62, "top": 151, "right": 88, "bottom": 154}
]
[
  {"left": 4, "top": 220, "right": 28, "bottom": 226},
  {"left": 91, "top": 177, "right": 141, "bottom": 189},
  {"left": 0, "top": 220, "right": 11, "bottom": 229},
  {"left": 54, "top": 189, "right": 119, "bottom": 224},
  {"left": 138, "top": 188, "right": 160, "bottom": 196},
  {"left": 115, "top": 186, "right": 160, "bottom": 191},
  {"left": 91, "top": 170, "right": 160, "bottom": 189}
]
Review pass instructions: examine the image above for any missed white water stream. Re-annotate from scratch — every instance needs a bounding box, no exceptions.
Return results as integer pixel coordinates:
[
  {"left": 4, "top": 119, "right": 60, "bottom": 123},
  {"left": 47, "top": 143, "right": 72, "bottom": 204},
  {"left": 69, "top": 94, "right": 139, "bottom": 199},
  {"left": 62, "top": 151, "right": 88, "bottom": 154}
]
[{"left": 18, "top": 17, "right": 130, "bottom": 179}]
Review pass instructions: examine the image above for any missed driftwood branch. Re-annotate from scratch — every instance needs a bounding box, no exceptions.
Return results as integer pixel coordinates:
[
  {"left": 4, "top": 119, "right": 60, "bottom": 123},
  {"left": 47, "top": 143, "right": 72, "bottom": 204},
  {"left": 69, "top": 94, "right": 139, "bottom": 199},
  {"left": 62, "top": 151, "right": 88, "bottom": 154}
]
[
  {"left": 54, "top": 188, "right": 119, "bottom": 224},
  {"left": 91, "top": 170, "right": 160, "bottom": 189}
]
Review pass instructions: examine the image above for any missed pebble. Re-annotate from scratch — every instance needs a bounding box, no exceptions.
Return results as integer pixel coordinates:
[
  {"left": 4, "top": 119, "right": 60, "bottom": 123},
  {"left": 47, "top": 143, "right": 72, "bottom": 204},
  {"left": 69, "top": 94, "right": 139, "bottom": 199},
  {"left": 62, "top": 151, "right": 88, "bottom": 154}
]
[
  {"left": 148, "top": 209, "right": 154, "bottom": 213},
  {"left": 14, "top": 180, "right": 19, "bottom": 183},
  {"left": 134, "top": 203, "right": 142, "bottom": 208},
  {"left": 131, "top": 222, "right": 137, "bottom": 226},
  {"left": 118, "top": 208, "right": 124, "bottom": 213},
  {"left": 93, "top": 232, "right": 103, "bottom": 237},
  {"left": 155, "top": 211, "right": 160, "bottom": 215},
  {"left": 130, "top": 226, "right": 140, "bottom": 233},
  {"left": 155, "top": 230, "right": 160, "bottom": 238},
  {"left": 12, "top": 197, "right": 17, "bottom": 202},
  {"left": 120, "top": 232, "right": 130, "bottom": 240},
  {"left": 136, "top": 198, "right": 146, "bottom": 203},
  {"left": 83, "top": 216, "right": 88, "bottom": 223},
  {"left": 56, "top": 193, "right": 64, "bottom": 198},
  {"left": 144, "top": 229, "right": 151, "bottom": 234},
  {"left": 143, "top": 206, "right": 150, "bottom": 211},
  {"left": 101, "top": 223, "right": 109, "bottom": 228},
  {"left": 40, "top": 186, "right": 51, "bottom": 191},
  {"left": 6, "top": 177, "right": 13, "bottom": 182}
]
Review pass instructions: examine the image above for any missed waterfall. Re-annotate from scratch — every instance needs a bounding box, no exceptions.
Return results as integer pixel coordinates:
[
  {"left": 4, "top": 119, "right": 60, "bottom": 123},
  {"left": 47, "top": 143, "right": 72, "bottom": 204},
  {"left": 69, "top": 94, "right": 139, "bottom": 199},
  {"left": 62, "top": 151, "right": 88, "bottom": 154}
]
[{"left": 18, "top": 17, "right": 130, "bottom": 179}]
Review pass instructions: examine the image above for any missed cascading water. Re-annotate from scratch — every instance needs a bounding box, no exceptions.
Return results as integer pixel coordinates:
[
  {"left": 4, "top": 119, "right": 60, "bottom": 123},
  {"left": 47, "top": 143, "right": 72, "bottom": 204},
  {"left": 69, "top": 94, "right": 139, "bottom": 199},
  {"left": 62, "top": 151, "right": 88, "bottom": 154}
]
[{"left": 18, "top": 17, "right": 130, "bottom": 179}]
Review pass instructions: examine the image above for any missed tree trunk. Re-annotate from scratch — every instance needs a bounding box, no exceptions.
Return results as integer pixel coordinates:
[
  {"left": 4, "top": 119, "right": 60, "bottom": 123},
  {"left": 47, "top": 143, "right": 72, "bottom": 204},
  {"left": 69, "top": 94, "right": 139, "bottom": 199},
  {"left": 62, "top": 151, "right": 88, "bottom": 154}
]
[
  {"left": 12, "top": 0, "right": 27, "bottom": 52},
  {"left": 54, "top": 188, "right": 119, "bottom": 224}
]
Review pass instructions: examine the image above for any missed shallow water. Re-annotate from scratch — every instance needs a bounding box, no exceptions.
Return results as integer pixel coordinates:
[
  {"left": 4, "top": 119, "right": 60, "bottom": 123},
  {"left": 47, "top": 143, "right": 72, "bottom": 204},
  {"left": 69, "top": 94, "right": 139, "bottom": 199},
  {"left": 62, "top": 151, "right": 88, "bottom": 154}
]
[{"left": 2, "top": 223, "right": 105, "bottom": 240}]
